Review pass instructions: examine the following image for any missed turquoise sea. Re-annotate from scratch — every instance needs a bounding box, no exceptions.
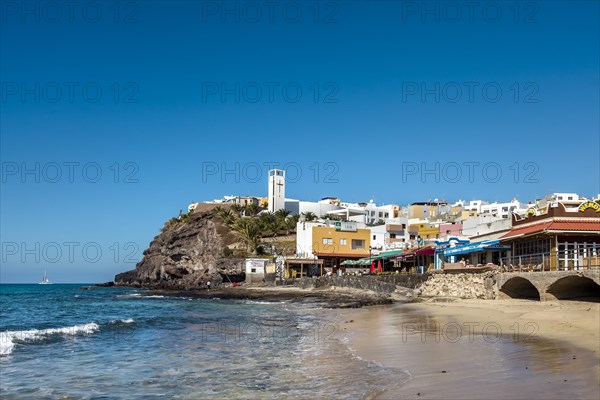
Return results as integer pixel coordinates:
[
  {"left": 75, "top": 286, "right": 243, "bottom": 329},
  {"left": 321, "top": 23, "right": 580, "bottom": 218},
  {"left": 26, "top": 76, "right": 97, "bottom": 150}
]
[
  {"left": 0, "top": 284, "right": 408, "bottom": 399},
  {"left": 2, "top": 284, "right": 598, "bottom": 400}
]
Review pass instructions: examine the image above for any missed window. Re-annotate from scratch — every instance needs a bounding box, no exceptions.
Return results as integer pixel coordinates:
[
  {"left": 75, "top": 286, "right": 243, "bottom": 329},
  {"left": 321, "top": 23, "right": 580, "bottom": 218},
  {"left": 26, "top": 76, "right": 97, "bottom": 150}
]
[
  {"left": 322, "top": 238, "right": 333, "bottom": 245},
  {"left": 351, "top": 239, "right": 365, "bottom": 249},
  {"left": 251, "top": 268, "right": 256, "bottom": 273},
  {"left": 340, "top": 238, "right": 347, "bottom": 245},
  {"left": 514, "top": 238, "right": 551, "bottom": 256},
  {"left": 384, "top": 213, "right": 389, "bottom": 218},
  {"left": 390, "top": 233, "right": 396, "bottom": 238},
  {"left": 568, "top": 196, "right": 573, "bottom": 200},
  {"left": 372, "top": 235, "right": 376, "bottom": 240},
  {"left": 378, "top": 212, "right": 383, "bottom": 218}
]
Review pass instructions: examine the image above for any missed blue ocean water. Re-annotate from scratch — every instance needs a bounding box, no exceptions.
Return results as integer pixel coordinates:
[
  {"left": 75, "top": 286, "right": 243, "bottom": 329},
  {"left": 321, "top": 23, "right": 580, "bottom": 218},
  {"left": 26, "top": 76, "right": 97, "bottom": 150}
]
[{"left": 0, "top": 284, "right": 407, "bottom": 399}]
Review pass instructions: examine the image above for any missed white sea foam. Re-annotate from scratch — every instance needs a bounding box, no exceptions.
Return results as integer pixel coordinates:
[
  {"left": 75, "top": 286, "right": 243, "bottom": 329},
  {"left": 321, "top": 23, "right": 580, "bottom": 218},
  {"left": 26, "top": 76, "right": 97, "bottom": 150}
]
[
  {"left": 108, "top": 318, "right": 135, "bottom": 324},
  {"left": 116, "top": 293, "right": 142, "bottom": 298},
  {"left": 241, "top": 300, "right": 285, "bottom": 305},
  {"left": 0, "top": 322, "right": 100, "bottom": 356}
]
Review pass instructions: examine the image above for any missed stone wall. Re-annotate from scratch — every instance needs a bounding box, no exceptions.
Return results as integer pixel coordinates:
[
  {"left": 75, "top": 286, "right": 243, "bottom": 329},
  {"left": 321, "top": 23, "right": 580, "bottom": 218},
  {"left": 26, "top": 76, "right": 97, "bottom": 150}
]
[
  {"left": 412, "top": 272, "right": 497, "bottom": 299},
  {"left": 293, "top": 274, "right": 431, "bottom": 294}
]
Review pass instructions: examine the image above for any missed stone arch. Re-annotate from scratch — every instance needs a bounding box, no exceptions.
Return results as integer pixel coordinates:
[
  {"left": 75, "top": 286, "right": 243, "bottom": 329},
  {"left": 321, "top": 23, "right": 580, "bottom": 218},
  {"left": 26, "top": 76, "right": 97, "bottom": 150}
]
[
  {"left": 546, "top": 276, "right": 600, "bottom": 302},
  {"left": 499, "top": 277, "right": 541, "bottom": 300}
]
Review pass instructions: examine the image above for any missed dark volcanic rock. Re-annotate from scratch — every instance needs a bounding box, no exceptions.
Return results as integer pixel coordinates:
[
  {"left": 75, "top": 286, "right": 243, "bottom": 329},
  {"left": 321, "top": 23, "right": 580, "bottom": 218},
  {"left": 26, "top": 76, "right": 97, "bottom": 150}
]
[{"left": 115, "top": 206, "right": 244, "bottom": 289}]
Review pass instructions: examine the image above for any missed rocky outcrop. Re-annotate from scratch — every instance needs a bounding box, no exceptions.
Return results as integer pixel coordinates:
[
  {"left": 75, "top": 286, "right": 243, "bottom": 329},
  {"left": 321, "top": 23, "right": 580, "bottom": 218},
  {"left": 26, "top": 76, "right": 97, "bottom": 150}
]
[
  {"left": 115, "top": 206, "right": 244, "bottom": 289},
  {"left": 412, "top": 272, "right": 498, "bottom": 299}
]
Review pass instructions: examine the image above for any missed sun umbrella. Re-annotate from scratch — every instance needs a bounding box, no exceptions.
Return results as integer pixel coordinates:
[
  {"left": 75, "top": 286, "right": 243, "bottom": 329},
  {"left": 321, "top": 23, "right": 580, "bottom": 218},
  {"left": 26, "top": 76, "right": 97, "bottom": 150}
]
[
  {"left": 377, "top": 260, "right": 383, "bottom": 273},
  {"left": 370, "top": 260, "right": 375, "bottom": 273}
]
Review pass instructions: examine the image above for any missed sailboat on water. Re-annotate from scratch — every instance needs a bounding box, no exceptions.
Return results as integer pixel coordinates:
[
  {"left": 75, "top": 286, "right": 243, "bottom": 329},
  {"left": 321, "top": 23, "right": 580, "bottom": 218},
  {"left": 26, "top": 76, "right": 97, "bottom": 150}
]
[{"left": 39, "top": 270, "right": 51, "bottom": 285}]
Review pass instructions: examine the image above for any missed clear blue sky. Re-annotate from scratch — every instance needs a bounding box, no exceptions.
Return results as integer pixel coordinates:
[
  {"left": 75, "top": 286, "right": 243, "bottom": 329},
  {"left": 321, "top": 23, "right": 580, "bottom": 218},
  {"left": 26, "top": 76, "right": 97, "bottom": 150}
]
[{"left": 1, "top": 1, "right": 599, "bottom": 283}]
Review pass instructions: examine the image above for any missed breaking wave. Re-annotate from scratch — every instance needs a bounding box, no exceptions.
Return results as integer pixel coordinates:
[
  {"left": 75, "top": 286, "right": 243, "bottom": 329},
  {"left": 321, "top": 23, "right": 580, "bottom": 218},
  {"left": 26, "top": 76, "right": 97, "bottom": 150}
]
[
  {"left": 1, "top": 323, "right": 100, "bottom": 356},
  {"left": 1, "top": 319, "right": 135, "bottom": 356}
]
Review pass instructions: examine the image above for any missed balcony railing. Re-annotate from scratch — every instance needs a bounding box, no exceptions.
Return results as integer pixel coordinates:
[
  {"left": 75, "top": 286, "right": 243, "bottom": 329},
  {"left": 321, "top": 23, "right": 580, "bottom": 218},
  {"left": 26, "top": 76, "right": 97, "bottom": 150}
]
[{"left": 499, "top": 246, "right": 600, "bottom": 272}]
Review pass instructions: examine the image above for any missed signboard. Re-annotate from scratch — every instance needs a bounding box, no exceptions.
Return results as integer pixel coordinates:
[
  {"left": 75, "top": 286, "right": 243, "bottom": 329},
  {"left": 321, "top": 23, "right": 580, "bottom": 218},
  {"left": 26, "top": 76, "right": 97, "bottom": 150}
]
[
  {"left": 578, "top": 201, "right": 600, "bottom": 213},
  {"left": 335, "top": 221, "right": 357, "bottom": 232}
]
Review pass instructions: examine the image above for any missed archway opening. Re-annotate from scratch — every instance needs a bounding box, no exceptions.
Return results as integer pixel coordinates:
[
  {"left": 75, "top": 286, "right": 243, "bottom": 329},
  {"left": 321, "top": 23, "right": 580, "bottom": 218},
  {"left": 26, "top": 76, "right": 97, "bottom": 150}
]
[
  {"left": 546, "top": 276, "right": 600, "bottom": 302},
  {"left": 500, "top": 277, "right": 541, "bottom": 300}
]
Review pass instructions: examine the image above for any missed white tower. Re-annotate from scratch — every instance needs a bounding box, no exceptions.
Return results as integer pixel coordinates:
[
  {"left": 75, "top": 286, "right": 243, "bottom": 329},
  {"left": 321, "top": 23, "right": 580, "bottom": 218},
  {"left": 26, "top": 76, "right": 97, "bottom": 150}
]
[{"left": 268, "top": 169, "right": 285, "bottom": 212}]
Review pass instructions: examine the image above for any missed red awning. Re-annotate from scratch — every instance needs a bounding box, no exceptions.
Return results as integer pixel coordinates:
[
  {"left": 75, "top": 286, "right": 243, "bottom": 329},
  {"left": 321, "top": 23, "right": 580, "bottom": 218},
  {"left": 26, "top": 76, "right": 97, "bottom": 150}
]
[
  {"left": 501, "top": 219, "right": 600, "bottom": 241},
  {"left": 393, "top": 245, "right": 434, "bottom": 261}
]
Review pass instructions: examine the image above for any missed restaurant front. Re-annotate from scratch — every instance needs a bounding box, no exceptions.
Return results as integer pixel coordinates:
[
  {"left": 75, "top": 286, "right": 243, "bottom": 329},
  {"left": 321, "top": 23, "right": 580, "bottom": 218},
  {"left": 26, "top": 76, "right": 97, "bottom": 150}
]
[{"left": 499, "top": 201, "right": 600, "bottom": 270}]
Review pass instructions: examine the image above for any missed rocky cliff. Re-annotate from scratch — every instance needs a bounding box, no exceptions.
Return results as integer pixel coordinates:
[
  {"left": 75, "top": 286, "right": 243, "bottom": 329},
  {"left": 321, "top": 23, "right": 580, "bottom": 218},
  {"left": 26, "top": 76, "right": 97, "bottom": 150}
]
[{"left": 115, "top": 205, "right": 244, "bottom": 289}]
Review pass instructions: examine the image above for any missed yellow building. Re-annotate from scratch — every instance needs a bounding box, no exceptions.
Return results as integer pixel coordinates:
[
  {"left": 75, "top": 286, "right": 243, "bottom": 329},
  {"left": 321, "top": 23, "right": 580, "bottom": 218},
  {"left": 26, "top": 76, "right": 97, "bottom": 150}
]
[
  {"left": 408, "top": 202, "right": 450, "bottom": 220},
  {"left": 409, "top": 223, "right": 440, "bottom": 240},
  {"left": 312, "top": 225, "right": 371, "bottom": 269},
  {"left": 460, "top": 209, "right": 479, "bottom": 221}
]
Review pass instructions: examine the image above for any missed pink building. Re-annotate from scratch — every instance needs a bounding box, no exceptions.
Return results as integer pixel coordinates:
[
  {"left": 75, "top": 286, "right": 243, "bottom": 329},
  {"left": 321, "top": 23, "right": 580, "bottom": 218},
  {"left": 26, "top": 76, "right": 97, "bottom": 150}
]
[{"left": 438, "top": 223, "right": 463, "bottom": 239}]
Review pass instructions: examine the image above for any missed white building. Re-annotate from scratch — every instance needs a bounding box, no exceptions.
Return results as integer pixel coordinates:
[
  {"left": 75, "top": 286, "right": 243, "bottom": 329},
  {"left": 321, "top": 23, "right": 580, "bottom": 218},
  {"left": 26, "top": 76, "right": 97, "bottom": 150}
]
[
  {"left": 245, "top": 258, "right": 270, "bottom": 283},
  {"left": 462, "top": 216, "right": 512, "bottom": 238},
  {"left": 285, "top": 198, "right": 346, "bottom": 217},
  {"left": 479, "top": 199, "right": 528, "bottom": 219},
  {"left": 537, "top": 193, "right": 583, "bottom": 211},
  {"left": 343, "top": 200, "right": 399, "bottom": 225},
  {"left": 454, "top": 200, "right": 488, "bottom": 213},
  {"left": 268, "top": 169, "right": 286, "bottom": 213},
  {"left": 368, "top": 219, "right": 410, "bottom": 250},
  {"left": 295, "top": 220, "right": 325, "bottom": 258}
]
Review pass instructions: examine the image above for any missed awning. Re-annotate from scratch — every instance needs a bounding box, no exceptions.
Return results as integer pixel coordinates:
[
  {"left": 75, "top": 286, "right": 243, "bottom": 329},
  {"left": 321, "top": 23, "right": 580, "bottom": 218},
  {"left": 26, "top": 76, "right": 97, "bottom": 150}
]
[
  {"left": 347, "top": 250, "right": 404, "bottom": 266},
  {"left": 393, "top": 245, "right": 434, "bottom": 261},
  {"left": 500, "top": 218, "right": 600, "bottom": 241},
  {"left": 444, "top": 240, "right": 510, "bottom": 256},
  {"left": 375, "top": 249, "right": 404, "bottom": 259}
]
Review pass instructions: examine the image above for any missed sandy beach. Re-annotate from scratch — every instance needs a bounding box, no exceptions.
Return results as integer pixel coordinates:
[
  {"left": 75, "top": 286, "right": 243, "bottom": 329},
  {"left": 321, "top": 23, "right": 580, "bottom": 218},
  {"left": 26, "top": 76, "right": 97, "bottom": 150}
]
[{"left": 334, "top": 298, "right": 600, "bottom": 400}]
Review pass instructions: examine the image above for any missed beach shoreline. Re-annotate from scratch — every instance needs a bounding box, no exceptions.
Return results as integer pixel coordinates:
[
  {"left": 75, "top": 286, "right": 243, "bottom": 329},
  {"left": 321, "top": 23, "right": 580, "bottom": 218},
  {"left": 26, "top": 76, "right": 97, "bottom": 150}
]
[
  {"left": 108, "top": 283, "right": 600, "bottom": 398},
  {"left": 332, "top": 298, "right": 600, "bottom": 400},
  {"left": 137, "top": 284, "right": 397, "bottom": 308}
]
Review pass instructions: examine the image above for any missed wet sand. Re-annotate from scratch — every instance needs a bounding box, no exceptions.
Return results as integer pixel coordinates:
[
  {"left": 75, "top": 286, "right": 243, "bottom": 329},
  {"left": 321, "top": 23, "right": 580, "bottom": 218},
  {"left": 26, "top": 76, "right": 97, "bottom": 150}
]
[{"left": 334, "top": 299, "right": 600, "bottom": 400}]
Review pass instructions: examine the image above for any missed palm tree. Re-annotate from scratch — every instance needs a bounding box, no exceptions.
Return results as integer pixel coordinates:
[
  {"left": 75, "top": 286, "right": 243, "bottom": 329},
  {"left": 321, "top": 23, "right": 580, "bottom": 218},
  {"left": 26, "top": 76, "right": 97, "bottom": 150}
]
[
  {"left": 258, "top": 212, "right": 278, "bottom": 236},
  {"left": 230, "top": 203, "right": 244, "bottom": 215},
  {"left": 244, "top": 203, "right": 261, "bottom": 217},
  {"left": 232, "top": 218, "right": 262, "bottom": 255},
  {"left": 302, "top": 212, "right": 318, "bottom": 221},
  {"left": 274, "top": 209, "right": 291, "bottom": 220},
  {"left": 284, "top": 214, "right": 300, "bottom": 234},
  {"left": 213, "top": 206, "right": 237, "bottom": 226}
]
